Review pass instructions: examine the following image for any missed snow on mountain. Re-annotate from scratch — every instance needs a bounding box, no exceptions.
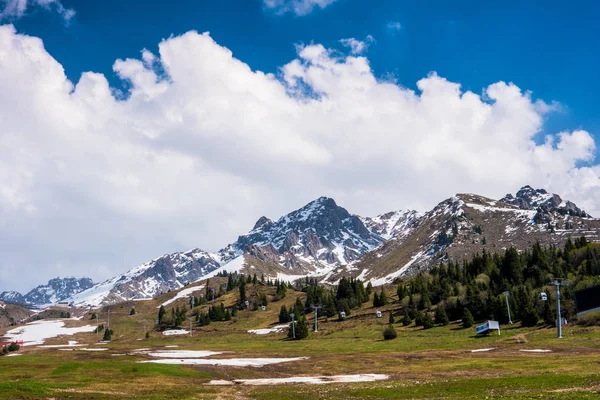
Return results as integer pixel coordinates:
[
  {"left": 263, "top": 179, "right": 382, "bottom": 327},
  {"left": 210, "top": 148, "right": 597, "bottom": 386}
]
[
  {"left": 360, "top": 210, "right": 423, "bottom": 240},
  {"left": 69, "top": 248, "right": 221, "bottom": 307},
  {"left": 500, "top": 185, "right": 591, "bottom": 218},
  {"left": 212, "top": 197, "right": 385, "bottom": 278},
  {"left": 23, "top": 277, "right": 94, "bottom": 307},
  {"left": 327, "top": 188, "right": 600, "bottom": 286},
  {"left": 0, "top": 291, "right": 25, "bottom": 304}
]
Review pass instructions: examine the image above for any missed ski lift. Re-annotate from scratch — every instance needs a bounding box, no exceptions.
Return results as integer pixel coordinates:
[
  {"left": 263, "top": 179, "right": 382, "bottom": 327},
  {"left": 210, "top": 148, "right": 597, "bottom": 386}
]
[
  {"left": 376, "top": 310, "right": 382, "bottom": 318},
  {"left": 539, "top": 292, "right": 548, "bottom": 301},
  {"left": 261, "top": 305, "right": 266, "bottom": 311},
  {"left": 339, "top": 311, "right": 346, "bottom": 320}
]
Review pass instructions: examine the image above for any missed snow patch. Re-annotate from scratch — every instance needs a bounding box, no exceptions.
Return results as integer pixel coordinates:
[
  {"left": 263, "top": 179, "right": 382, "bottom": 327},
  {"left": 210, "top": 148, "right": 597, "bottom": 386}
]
[
  {"left": 247, "top": 325, "right": 289, "bottom": 335},
  {"left": 208, "top": 373, "right": 389, "bottom": 385},
  {"left": 2, "top": 320, "right": 96, "bottom": 346},
  {"left": 140, "top": 356, "right": 308, "bottom": 367},
  {"left": 162, "top": 329, "right": 189, "bottom": 336},
  {"left": 157, "top": 285, "right": 205, "bottom": 308}
]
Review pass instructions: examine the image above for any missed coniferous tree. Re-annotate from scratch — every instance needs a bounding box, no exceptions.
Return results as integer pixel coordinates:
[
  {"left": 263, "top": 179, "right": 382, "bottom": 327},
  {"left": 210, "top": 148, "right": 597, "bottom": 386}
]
[
  {"left": 158, "top": 305, "right": 166, "bottom": 324},
  {"left": 389, "top": 310, "right": 395, "bottom": 324},
  {"left": 239, "top": 279, "right": 247, "bottom": 306},
  {"left": 422, "top": 312, "right": 434, "bottom": 329},
  {"left": 463, "top": 308, "right": 474, "bottom": 328},
  {"left": 434, "top": 306, "right": 449, "bottom": 325},
  {"left": 401, "top": 308, "right": 412, "bottom": 326}
]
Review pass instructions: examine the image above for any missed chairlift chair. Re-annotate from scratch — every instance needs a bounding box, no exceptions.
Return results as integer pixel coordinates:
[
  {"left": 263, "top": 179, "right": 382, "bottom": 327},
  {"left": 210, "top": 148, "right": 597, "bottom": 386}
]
[{"left": 539, "top": 292, "right": 548, "bottom": 301}]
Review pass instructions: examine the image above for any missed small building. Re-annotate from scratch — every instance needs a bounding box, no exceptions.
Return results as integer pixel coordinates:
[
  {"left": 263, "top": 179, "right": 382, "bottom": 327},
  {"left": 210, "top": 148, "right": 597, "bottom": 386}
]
[{"left": 475, "top": 320, "right": 500, "bottom": 336}]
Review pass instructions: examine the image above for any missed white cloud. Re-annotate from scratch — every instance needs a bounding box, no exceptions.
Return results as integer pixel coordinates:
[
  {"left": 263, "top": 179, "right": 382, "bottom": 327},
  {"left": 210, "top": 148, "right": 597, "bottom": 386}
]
[
  {"left": 1, "top": 25, "right": 599, "bottom": 292},
  {"left": 0, "top": 0, "right": 74, "bottom": 23},
  {"left": 386, "top": 21, "right": 402, "bottom": 32},
  {"left": 263, "top": 0, "right": 337, "bottom": 16},
  {"left": 340, "top": 35, "right": 374, "bottom": 55}
]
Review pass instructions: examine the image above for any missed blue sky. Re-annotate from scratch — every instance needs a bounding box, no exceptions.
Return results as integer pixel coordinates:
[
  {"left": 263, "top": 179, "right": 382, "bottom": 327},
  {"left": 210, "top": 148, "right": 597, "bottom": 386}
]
[
  {"left": 2, "top": 0, "right": 600, "bottom": 292},
  {"left": 11, "top": 0, "right": 600, "bottom": 144}
]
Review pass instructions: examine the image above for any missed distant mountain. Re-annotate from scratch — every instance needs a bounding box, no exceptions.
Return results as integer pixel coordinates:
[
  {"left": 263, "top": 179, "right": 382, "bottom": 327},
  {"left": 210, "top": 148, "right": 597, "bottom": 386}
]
[
  {"left": 23, "top": 277, "right": 94, "bottom": 306},
  {"left": 360, "top": 210, "right": 423, "bottom": 240},
  {"left": 56, "top": 186, "right": 600, "bottom": 307},
  {"left": 69, "top": 249, "right": 220, "bottom": 306},
  {"left": 327, "top": 186, "right": 599, "bottom": 285},
  {"left": 216, "top": 197, "right": 386, "bottom": 275},
  {"left": 0, "top": 277, "right": 94, "bottom": 307},
  {"left": 0, "top": 291, "right": 25, "bottom": 305},
  {"left": 70, "top": 197, "right": 407, "bottom": 306}
]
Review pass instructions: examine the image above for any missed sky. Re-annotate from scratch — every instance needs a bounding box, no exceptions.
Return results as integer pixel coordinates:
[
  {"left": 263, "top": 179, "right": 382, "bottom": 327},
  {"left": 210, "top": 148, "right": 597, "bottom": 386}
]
[{"left": 1, "top": 0, "right": 599, "bottom": 293}]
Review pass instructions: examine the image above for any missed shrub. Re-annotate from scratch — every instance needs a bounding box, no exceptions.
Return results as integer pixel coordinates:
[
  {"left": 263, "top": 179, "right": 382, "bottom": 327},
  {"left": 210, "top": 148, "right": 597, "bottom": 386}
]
[
  {"left": 383, "top": 326, "right": 398, "bottom": 340},
  {"left": 103, "top": 329, "right": 114, "bottom": 341},
  {"left": 7, "top": 342, "right": 20, "bottom": 352}
]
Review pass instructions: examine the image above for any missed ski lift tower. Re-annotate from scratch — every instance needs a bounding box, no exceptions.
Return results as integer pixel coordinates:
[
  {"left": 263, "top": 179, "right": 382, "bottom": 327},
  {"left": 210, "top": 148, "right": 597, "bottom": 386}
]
[
  {"left": 290, "top": 312, "right": 295, "bottom": 339},
  {"left": 311, "top": 304, "right": 322, "bottom": 332},
  {"left": 550, "top": 278, "right": 569, "bottom": 338},
  {"left": 502, "top": 291, "right": 513, "bottom": 324}
]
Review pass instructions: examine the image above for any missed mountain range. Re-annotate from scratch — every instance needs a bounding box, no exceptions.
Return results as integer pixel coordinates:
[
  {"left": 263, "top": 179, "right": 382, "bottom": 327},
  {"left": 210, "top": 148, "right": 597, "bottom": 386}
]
[
  {"left": 4, "top": 186, "right": 599, "bottom": 307},
  {"left": 0, "top": 277, "right": 94, "bottom": 308}
]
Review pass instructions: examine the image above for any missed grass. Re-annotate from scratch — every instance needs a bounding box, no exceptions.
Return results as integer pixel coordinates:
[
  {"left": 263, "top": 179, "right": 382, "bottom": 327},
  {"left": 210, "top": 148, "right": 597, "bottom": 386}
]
[{"left": 1, "top": 285, "right": 599, "bottom": 399}]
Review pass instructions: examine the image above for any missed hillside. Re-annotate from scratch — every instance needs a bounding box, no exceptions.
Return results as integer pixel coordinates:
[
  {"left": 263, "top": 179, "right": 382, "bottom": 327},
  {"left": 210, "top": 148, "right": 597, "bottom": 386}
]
[
  {"left": 328, "top": 187, "right": 600, "bottom": 285},
  {"left": 0, "top": 301, "right": 32, "bottom": 328}
]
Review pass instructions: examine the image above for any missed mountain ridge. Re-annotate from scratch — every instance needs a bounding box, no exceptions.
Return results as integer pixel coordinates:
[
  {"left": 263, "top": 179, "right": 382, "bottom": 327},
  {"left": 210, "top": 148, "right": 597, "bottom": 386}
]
[{"left": 5, "top": 186, "right": 598, "bottom": 307}]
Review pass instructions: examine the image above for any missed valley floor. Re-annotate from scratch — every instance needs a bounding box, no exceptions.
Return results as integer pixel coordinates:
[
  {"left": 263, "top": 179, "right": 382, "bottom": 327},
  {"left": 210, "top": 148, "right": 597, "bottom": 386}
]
[{"left": 1, "top": 290, "right": 599, "bottom": 399}]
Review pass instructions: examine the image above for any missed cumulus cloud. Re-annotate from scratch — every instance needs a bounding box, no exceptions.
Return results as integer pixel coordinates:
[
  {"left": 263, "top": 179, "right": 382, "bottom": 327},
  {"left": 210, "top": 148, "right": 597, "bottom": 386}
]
[
  {"left": 0, "top": 0, "right": 74, "bottom": 23},
  {"left": 339, "top": 35, "right": 374, "bottom": 55},
  {"left": 263, "top": 0, "right": 337, "bottom": 16},
  {"left": 1, "top": 25, "right": 599, "bottom": 292}
]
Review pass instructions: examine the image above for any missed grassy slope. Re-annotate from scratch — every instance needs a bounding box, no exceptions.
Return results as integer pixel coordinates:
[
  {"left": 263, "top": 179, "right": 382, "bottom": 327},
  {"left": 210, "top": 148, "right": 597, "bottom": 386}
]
[{"left": 1, "top": 284, "right": 599, "bottom": 399}]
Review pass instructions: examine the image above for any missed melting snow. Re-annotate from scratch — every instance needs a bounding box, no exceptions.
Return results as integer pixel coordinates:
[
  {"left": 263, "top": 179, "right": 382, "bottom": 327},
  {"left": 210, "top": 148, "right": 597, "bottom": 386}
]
[
  {"left": 370, "top": 251, "right": 424, "bottom": 286},
  {"left": 247, "top": 325, "right": 289, "bottom": 335},
  {"left": 162, "top": 329, "right": 189, "bottom": 336},
  {"left": 146, "top": 350, "right": 222, "bottom": 358},
  {"left": 471, "top": 348, "right": 495, "bottom": 353},
  {"left": 157, "top": 284, "right": 205, "bottom": 308},
  {"left": 208, "top": 374, "right": 389, "bottom": 385},
  {"left": 2, "top": 320, "right": 96, "bottom": 346},
  {"left": 140, "top": 356, "right": 308, "bottom": 367},
  {"left": 520, "top": 349, "right": 552, "bottom": 353}
]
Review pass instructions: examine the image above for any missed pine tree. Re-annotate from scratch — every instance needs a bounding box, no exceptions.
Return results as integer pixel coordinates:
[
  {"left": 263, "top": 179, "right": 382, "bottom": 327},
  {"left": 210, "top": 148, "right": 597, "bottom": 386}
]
[
  {"left": 366, "top": 281, "right": 373, "bottom": 295},
  {"left": 279, "top": 305, "right": 290, "bottom": 323},
  {"left": 289, "top": 315, "right": 309, "bottom": 340},
  {"left": 434, "top": 306, "right": 449, "bottom": 325},
  {"left": 389, "top": 310, "right": 395, "bottom": 324},
  {"left": 373, "top": 292, "right": 380, "bottom": 307},
  {"left": 401, "top": 308, "right": 412, "bottom": 326},
  {"left": 130, "top": 308, "right": 136, "bottom": 316},
  {"left": 422, "top": 312, "right": 434, "bottom": 329},
  {"left": 158, "top": 305, "right": 166, "bottom": 324},
  {"left": 239, "top": 279, "right": 247, "bottom": 306},
  {"left": 380, "top": 289, "right": 389, "bottom": 305},
  {"left": 463, "top": 308, "right": 474, "bottom": 328},
  {"left": 521, "top": 304, "right": 539, "bottom": 327}
]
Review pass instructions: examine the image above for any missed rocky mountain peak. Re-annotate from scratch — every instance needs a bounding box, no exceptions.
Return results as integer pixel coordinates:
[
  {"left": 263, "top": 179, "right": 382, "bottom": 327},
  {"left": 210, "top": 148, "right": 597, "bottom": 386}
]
[
  {"left": 252, "top": 216, "right": 273, "bottom": 231},
  {"left": 500, "top": 185, "right": 590, "bottom": 217},
  {"left": 0, "top": 291, "right": 25, "bottom": 304}
]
